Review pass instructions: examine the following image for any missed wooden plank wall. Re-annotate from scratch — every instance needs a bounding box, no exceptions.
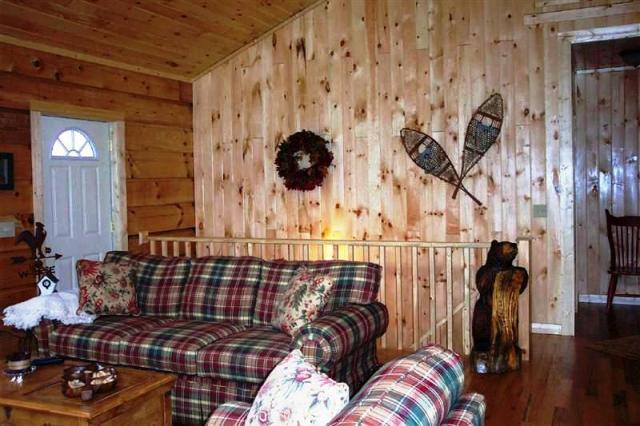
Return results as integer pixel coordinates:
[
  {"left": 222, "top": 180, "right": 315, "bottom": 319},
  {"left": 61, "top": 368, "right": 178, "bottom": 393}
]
[
  {"left": 574, "top": 64, "right": 640, "bottom": 297},
  {"left": 193, "top": 0, "right": 640, "bottom": 333},
  {"left": 0, "top": 107, "right": 35, "bottom": 310},
  {"left": 0, "top": 42, "right": 194, "bottom": 310}
]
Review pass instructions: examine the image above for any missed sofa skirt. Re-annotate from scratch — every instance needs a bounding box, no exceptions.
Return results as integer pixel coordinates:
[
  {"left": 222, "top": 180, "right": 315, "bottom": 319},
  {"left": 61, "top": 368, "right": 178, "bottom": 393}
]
[{"left": 172, "top": 341, "right": 380, "bottom": 426}]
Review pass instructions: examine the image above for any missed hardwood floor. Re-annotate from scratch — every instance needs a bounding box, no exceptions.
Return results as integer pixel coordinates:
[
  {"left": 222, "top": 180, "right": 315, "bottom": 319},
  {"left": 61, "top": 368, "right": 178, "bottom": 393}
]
[
  {"left": 465, "top": 302, "right": 640, "bottom": 425},
  {"left": 2, "top": 303, "right": 637, "bottom": 424}
]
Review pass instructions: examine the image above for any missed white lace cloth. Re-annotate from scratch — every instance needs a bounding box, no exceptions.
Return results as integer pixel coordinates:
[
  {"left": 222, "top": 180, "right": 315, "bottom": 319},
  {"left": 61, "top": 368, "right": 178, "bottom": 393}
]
[{"left": 2, "top": 290, "right": 95, "bottom": 330}]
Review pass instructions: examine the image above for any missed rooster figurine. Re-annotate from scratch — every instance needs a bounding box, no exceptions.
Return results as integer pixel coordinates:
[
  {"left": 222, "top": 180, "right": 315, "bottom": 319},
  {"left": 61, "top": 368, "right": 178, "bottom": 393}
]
[{"left": 11, "top": 222, "right": 62, "bottom": 287}]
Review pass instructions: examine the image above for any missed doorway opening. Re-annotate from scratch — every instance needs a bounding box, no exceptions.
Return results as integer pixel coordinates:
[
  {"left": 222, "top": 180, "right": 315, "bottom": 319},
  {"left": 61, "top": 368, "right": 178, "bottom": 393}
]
[
  {"left": 31, "top": 110, "right": 127, "bottom": 292},
  {"left": 573, "top": 35, "right": 640, "bottom": 307}
]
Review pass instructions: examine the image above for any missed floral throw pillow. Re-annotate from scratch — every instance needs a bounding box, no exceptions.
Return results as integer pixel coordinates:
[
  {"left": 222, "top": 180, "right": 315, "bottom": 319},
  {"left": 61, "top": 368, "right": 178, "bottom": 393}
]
[
  {"left": 272, "top": 268, "right": 334, "bottom": 336},
  {"left": 245, "top": 350, "right": 349, "bottom": 425},
  {"left": 76, "top": 259, "right": 140, "bottom": 316}
]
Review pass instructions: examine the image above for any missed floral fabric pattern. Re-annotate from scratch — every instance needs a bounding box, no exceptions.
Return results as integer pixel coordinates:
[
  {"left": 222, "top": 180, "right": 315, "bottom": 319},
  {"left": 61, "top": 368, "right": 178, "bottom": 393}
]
[
  {"left": 272, "top": 268, "right": 334, "bottom": 336},
  {"left": 245, "top": 350, "right": 349, "bottom": 426},
  {"left": 76, "top": 259, "right": 140, "bottom": 316}
]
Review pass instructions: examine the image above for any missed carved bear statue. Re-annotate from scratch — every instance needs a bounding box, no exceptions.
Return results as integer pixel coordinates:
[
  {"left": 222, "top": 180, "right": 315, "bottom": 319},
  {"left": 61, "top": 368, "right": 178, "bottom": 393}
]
[{"left": 472, "top": 240, "right": 528, "bottom": 374}]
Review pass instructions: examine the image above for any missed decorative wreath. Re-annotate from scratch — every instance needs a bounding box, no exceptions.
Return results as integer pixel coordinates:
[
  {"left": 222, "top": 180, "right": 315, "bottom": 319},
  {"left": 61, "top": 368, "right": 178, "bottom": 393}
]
[{"left": 275, "top": 130, "right": 334, "bottom": 191}]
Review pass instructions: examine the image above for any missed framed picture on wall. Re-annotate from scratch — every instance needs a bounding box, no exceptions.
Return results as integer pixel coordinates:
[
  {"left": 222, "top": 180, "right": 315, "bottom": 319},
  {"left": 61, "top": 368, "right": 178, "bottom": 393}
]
[{"left": 0, "top": 152, "right": 14, "bottom": 190}]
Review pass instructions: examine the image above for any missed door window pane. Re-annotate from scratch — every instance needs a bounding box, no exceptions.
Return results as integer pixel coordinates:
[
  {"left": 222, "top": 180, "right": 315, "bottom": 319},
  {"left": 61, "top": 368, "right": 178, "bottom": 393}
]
[{"left": 51, "top": 129, "right": 97, "bottom": 159}]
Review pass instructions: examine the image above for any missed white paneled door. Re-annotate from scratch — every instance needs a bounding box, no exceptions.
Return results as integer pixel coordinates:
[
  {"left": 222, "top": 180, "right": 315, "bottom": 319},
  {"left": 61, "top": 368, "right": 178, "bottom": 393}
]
[{"left": 41, "top": 116, "right": 114, "bottom": 292}]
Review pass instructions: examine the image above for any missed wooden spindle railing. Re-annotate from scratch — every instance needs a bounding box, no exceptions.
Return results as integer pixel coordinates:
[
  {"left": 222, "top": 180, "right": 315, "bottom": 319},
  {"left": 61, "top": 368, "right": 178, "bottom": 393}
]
[{"left": 138, "top": 232, "right": 532, "bottom": 359}]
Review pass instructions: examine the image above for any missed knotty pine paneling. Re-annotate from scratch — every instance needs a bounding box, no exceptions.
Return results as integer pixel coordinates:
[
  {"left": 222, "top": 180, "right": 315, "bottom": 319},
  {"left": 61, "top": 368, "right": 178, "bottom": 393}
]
[
  {"left": 0, "top": 43, "right": 194, "bottom": 310},
  {"left": 194, "top": 0, "right": 640, "bottom": 334},
  {"left": 574, "top": 67, "right": 640, "bottom": 297}
]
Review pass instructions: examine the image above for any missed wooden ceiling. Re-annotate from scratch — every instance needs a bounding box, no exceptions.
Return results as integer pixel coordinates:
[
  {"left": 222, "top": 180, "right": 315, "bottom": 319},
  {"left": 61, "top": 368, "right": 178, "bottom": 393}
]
[{"left": 0, "top": 0, "right": 318, "bottom": 82}]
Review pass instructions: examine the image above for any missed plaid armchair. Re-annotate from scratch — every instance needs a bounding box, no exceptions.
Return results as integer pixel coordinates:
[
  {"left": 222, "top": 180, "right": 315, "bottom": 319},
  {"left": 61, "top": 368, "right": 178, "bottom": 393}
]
[
  {"left": 207, "top": 345, "right": 486, "bottom": 426},
  {"left": 36, "top": 252, "right": 388, "bottom": 426}
]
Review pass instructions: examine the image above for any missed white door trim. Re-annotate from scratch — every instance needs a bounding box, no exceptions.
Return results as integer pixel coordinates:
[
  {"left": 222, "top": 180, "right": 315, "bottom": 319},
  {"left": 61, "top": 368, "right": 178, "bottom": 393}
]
[{"left": 30, "top": 105, "right": 127, "bottom": 251}]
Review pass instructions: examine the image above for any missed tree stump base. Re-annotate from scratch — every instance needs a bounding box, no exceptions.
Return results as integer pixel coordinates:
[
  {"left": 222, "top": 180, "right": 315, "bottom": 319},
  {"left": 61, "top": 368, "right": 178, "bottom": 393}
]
[{"left": 472, "top": 346, "right": 522, "bottom": 374}]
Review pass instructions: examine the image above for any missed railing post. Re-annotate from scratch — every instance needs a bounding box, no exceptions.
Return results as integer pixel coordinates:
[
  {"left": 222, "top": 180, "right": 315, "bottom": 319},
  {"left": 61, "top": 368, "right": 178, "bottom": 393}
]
[
  {"left": 428, "top": 247, "right": 436, "bottom": 346},
  {"left": 517, "top": 237, "right": 532, "bottom": 362},
  {"left": 463, "top": 247, "right": 471, "bottom": 355},
  {"left": 411, "top": 246, "right": 419, "bottom": 350},
  {"left": 445, "top": 247, "right": 453, "bottom": 350},
  {"left": 395, "top": 246, "right": 402, "bottom": 351}
]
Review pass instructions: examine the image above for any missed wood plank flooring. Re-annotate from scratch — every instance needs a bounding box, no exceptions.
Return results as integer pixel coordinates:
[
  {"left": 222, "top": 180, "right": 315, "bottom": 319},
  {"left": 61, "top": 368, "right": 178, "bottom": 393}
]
[
  {"left": 2, "top": 302, "right": 638, "bottom": 424},
  {"left": 466, "top": 302, "right": 640, "bottom": 425},
  {"left": 380, "top": 303, "right": 640, "bottom": 425}
]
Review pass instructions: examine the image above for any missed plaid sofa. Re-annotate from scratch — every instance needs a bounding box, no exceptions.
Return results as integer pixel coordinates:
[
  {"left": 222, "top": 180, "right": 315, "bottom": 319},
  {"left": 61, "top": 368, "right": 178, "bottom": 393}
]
[
  {"left": 35, "top": 252, "right": 388, "bottom": 426},
  {"left": 207, "top": 345, "right": 485, "bottom": 426}
]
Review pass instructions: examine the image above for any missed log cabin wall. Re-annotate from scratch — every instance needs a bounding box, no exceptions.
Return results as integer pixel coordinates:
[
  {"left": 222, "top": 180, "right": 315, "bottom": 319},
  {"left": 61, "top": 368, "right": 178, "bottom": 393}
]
[
  {"left": 192, "top": 0, "right": 640, "bottom": 335},
  {"left": 0, "top": 42, "right": 194, "bottom": 310},
  {"left": 0, "top": 107, "right": 35, "bottom": 310},
  {"left": 573, "top": 40, "right": 640, "bottom": 298}
]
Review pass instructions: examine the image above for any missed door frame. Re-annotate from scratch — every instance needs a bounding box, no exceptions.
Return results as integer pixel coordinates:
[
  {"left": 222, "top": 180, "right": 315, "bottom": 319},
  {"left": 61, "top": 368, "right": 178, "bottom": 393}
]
[
  {"left": 555, "top": 24, "right": 640, "bottom": 333},
  {"left": 30, "top": 101, "right": 128, "bottom": 251}
]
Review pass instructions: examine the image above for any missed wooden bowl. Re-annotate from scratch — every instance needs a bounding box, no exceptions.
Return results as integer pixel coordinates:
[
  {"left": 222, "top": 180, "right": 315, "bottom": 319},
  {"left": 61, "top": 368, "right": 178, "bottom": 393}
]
[{"left": 62, "top": 364, "right": 118, "bottom": 398}]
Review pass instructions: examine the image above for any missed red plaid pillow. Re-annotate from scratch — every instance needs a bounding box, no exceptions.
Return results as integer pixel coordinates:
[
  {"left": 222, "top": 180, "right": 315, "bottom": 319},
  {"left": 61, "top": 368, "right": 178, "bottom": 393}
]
[{"left": 76, "top": 259, "right": 140, "bottom": 316}]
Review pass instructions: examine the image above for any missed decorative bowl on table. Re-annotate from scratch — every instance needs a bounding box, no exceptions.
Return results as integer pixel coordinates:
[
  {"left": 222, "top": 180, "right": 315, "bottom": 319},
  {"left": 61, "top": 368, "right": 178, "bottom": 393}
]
[{"left": 62, "top": 364, "right": 118, "bottom": 398}]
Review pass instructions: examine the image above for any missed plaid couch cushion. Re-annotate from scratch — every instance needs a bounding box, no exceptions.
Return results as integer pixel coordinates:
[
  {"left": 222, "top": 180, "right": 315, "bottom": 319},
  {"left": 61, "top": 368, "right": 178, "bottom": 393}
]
[
  {"left": 197, "top": 326, "right": 291, "bottom": 383},
  {"left": 104, "top": 251, "right": 191, "bottom": 317},
  {"left": 206, "top": 402, "right": 251, "bottom": 426},
  {"left": 120, "top": 320, "right": 246, "bottom": 374},
  {"left": 441, "top": 393, "right": 486, "bottom": 426},
  {"left": 329, "top": 345, "right": 466, "bottom": 426},
  {"left": 173, "top": 375, "right": 261, "bottom": 426},
  {"left": 254, "top": 260, "right": 382, "bottom": 325},
  {"left": 181, "top": 257, "right": 262, "bottom": 324},
  {"left": 50, "top": 316, "right": 169, "bottom": 364}
]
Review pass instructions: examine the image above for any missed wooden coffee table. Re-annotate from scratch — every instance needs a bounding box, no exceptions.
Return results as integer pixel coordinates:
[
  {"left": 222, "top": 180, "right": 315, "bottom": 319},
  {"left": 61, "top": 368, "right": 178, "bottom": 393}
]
[{"left": 0, "top": 362, "right": 176, "bottom": 425}]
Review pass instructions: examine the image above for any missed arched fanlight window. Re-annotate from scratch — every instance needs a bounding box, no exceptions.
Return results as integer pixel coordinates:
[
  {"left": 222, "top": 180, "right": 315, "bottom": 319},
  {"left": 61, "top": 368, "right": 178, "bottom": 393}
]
[{"left": 51, "top": 129, "right": 97, "bottom": 159}]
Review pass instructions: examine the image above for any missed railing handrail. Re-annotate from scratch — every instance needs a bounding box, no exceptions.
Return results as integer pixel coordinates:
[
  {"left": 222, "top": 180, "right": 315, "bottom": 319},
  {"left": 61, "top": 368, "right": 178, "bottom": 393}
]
[{"left": 139, "top": 231, "right": 532, "bottom": 249}]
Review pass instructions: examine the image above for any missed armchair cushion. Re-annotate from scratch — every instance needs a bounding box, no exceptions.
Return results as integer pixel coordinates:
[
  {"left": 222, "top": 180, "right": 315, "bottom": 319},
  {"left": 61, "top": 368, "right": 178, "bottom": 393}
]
[
  {"left": 197, "top": 326, "right": 291, "bottom": 383},
  {"left": 120, "top": 320, "right": 246, "bottom": 374},
  {"left": 292, "top": 302, "right": 388, "bottom": 370}
]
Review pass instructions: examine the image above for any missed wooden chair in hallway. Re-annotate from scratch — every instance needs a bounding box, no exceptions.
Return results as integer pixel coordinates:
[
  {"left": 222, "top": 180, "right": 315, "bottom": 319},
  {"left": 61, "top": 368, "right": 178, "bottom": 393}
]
[{"left": 605, "top": 209, "right": 640, "bottom": 311}]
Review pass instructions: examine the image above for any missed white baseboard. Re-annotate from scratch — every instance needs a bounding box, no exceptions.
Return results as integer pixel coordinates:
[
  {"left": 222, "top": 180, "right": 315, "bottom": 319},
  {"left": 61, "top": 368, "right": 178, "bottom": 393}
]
[
  {"left": 579, "top": 294, "right": 640, "bottom": 305},
  {"left": 531, "top": 322, "right": 563, "bottom": 335}
]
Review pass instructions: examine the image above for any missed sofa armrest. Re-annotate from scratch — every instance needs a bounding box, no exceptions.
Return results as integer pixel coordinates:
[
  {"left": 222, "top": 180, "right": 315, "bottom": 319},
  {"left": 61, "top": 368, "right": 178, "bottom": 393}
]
[
  {"left": 291, "top": 302, "right": 388, "bottom": 370},
  {"left": 441, "top": 393, "right": 486, "bottom": 426},
  {"left": 33, "top": 319, "right": 56, "bottom": 358},
  {"left": 206, "top": 401, "right": 251, "bottom": 426}
]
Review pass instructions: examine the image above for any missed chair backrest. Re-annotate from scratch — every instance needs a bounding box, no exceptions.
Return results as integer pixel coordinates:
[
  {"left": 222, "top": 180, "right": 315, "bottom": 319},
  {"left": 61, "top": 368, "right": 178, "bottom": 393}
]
[
  {"left": 605, "top": 209, "right": 640, "bottom": 272},
  {"left": 329, "top": 345, "right": 464, "bottom": 425}
]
